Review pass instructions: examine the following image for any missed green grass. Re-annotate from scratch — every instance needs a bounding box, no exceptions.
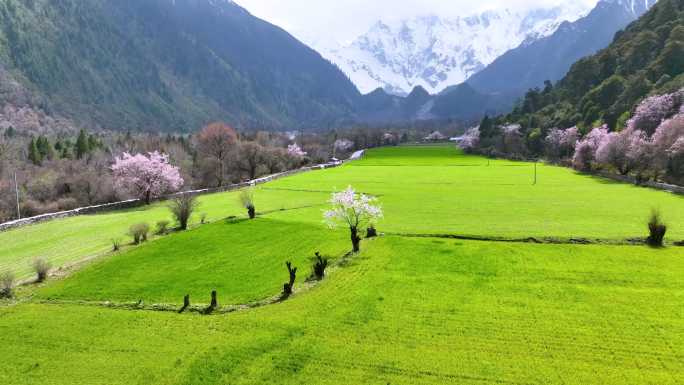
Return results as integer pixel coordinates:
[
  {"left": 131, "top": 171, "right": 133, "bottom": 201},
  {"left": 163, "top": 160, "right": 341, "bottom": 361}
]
[
  {"left": 39, "top": 218, "right": 349, "bottom": 305},
  {"left": 0, "top": 187, "right": 330, "bottom": 279},
  {"left": 1, "top": 144, "right": 684, "bottom": 385},
  {"left": 1, "top": 238, "right": 683, "bottom": 384},
  {"left": 3, "top": 145, "right": 683, "bottom": 280},
  {"left": 266, "top": 145, "right": 684, "bottom": 239}
]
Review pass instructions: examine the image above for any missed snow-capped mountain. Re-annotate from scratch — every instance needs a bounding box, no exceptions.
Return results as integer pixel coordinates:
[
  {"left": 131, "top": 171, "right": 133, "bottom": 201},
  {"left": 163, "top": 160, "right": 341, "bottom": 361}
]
[
  {"left": 313, "top": 4, "right": 593, "bottom": 95},
  {"left": 467, "top": 0, "right": 657, "bottom": 96}
]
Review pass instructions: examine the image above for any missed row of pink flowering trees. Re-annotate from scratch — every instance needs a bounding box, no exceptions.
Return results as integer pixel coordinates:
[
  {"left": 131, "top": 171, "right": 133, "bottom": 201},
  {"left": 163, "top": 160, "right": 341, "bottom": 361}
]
[
  {"left": 460, "top": 88, "right": 683, "bottom": 184},
  {"left": 548, "top": 89, "right": 684, "bottom": 184}
]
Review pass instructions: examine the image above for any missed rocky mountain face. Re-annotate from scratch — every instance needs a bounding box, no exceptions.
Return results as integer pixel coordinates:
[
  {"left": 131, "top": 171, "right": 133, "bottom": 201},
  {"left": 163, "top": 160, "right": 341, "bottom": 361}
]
[
  {"left": 371, "top": 0, "right": 660, "bottom": 124},
  {"left": 467, "top": 0, "right": 658, "bottom": 96},
  {"left": 314, "top": 5, "right": 591, "bottom": 96}
]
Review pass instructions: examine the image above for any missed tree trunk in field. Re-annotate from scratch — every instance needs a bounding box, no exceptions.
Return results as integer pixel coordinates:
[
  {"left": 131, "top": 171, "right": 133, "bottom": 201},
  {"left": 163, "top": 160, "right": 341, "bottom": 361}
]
[
  {"left": 350, "top": 226, "right": 360, "bottom": 252},
  {"left": 282, "top": 262, "right": 297, "bottom": 296},
  {"left": 219, "top": 160, "right": 224, "bottom": 187},
  {"left": 210, "top": 290, "right": 218, "bottom": 308},
  {"left": 179, "top": 294, "right": 190, "bottom": 313},
  {"left": 145, "top": 190, "right": 151, "bottom": 205},
  {"left": 248, "top": 205, "right": 256, "bottom": 219}
]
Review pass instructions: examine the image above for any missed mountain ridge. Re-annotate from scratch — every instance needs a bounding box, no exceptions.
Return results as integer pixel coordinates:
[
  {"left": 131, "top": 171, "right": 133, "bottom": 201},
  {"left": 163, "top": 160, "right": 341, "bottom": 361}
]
[
  {"left": 313, "top": 4, "right": 591, "bottom": 95},
  {"left": 0, "top": 0, "right": 361, "bottom": 132},
  {"left": 498, "top": 0, "right": 683, "bottom": 130},
  {"left": 467, "top": 0, "right": 657, "bottom": 97}
]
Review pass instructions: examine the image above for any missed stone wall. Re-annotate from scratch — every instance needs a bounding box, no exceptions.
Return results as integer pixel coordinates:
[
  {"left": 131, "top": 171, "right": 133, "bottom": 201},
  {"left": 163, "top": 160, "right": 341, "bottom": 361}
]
[
  {"left": 0, "top": 160, "right": 346, "bottom": 233},
  {"left": 596, "top": 172, "right": 684, "bottom": 195}
]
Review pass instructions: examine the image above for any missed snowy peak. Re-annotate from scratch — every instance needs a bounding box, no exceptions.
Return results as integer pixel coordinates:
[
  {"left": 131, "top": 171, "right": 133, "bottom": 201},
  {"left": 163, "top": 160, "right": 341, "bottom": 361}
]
[{"left": 314, "top": 4, "right": 592, "bottom": 95}]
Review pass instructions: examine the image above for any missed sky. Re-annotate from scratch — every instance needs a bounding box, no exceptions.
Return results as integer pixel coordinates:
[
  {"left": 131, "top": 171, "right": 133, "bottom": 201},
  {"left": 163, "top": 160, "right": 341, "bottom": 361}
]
[{"left": 234, "top": 0, "right": 599, "bottom": 46}]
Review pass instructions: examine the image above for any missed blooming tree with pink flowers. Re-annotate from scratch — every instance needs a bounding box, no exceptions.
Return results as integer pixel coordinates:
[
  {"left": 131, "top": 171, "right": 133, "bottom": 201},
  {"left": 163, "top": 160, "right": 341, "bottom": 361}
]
[
  {"left": 287, "top": 143, "right": 307, "bottom": 158},
  {"left": 111, "top": 152, "right": 183, "bottom": 204},
  {"left": 572, "top": 126, "right": 609, "bottom": 171},
  {"left": 324, "top": 186, "right": 382, "bottom": 252},
  {"left": 627, "top": 90, "right": 684, "bottom": 134},
  {"left": 545, "top": 127, "right": 579, "bottom": 160},
  {"left": 595, "top": 128, "right": 650, "bottom": 175},
  {"left": 651, "top": 114, "right": 684, "bottom": 180},
  {"left": 334, "top": 139, "right": 354, "bottom": 152},
  {"left": 458, "top": 127, "right": 480, "bottom": 152}
]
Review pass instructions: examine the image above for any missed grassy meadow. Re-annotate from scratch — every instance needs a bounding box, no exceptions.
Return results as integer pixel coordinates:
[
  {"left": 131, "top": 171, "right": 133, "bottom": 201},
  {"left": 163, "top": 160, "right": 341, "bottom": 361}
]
[{"left": 1, "top": 144, "right": 683, "bottom": 384}]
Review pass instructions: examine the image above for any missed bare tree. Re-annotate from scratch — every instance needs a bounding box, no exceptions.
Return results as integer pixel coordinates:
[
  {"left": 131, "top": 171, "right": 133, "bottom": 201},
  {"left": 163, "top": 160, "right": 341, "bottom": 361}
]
[
  {"left": 197, "top": 122, "right": 238, "bottom": 187},
  {"left": 263, "top": 147, "right": 287, "bottom": 174},
  {"left": 238, "top": 141, "right": 265, "bottom": 180}
]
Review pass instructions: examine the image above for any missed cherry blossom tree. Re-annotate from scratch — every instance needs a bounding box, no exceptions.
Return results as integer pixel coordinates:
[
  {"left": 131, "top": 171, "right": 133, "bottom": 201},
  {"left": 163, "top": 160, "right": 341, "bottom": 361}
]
[
  {"left": 652, "top": 114, "right": 684, "bottom": 181},
  {"left": 458, "top": 126, "right": 480, "bottom": 152},
  {"left": 545, "top": 127, "right": 578, "bottom": 160},
  {"left": 595, "top": 128, "right": 649, "bottom": 175},
  {"left": 324, "top": 186, "right": 382, "bottom": 252},
  {"left": 287, "top": 143, "right": 307, "bottom": 158},
  {"left": 334, "top": 139, "right": 354, "bottom": 153},
  {"left": 572, "top": 126, "right": 609, "bottom": 171},
  {"left": 627, "top": 89, "right": 684, "bottom": 134},
  {"left": 111, "top": 151, "right": 183, "bottom": 204},
  {"left": 668, "top": 137, "right": 684, "bottom": 181}
]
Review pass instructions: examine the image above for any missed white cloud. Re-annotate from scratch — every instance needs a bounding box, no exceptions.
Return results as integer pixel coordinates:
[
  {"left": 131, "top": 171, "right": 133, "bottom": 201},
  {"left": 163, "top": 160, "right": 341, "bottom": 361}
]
[{"left": 234, "top": 0, "right": 598, "bottom": 44}]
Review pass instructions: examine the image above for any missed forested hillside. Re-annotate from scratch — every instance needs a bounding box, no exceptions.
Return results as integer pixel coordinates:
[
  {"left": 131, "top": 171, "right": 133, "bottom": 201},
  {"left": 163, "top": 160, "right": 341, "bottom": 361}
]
[
  {"left": 502, "top": 0, "right": 684, "bottom": 131},
  {"left": 0, "top": 0, "right": 360, "bottom": 132},
  {"left": 467, "top": 0, "right": 656, "bottom": 100}
]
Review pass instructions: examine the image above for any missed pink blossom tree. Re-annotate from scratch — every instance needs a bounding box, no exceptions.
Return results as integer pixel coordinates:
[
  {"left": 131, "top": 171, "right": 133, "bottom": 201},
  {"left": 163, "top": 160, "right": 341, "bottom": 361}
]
[
  {"left": 595, "top": 128, "right": 649, "bottom": 176},
  {"left": 324, "top": 186, "right": 382, "bottom": 252},
  {"left": 652, "top": 114, "right": 684, "bottom": 181},
  {"left": 111, "top": 152, "right": 183, "bottom": 204},
  {"left": 458, "top": 127, "right": 480, "bottom": 152},
  {"left": 624, "top": 129, "right": 653, "bottom": 180},
  {"left": 545, "top": 127, "right": 579, "bottom": 160},
  {"left": 334, "top": 139, "right": 354, "bottom": 153},
  {"left": 572, "top": 126, "right": 609, "bottom": 171},
  {"left": 561, "top": 126, "right": 580, "bottom": 150},
  {"left": 287, "top": 143, "right": 307, "bottom": 158},
  {"left": 627, "top": 89, "right": 684, "bottom": 134}
]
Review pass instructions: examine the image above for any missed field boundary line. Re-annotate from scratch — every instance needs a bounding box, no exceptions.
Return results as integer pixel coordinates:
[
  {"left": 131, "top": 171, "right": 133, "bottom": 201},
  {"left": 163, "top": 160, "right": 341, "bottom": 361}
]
[
  {"left": 9, "top": 203, "right": 331, "bottom": 285},
  {"left": 387, "top": 232, "right": 682, "bottom": 247},
  {"left": 31, "top": 247, "right": 362, "bottom": 315}
]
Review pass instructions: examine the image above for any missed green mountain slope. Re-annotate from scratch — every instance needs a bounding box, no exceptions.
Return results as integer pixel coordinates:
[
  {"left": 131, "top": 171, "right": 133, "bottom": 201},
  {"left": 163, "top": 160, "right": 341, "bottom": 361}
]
[
  {"left": 0, "top": 0, "right": 361, "bottom": 132},
  {"left": 502, "top": 0, "right": 684, "bottom": 131}
]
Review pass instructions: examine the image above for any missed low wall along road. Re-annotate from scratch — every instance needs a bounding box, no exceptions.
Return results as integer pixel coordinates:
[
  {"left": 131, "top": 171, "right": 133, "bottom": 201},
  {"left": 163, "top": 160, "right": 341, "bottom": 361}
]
[{"left": 0, "top": 152, "right": 365, "bottom": 232}]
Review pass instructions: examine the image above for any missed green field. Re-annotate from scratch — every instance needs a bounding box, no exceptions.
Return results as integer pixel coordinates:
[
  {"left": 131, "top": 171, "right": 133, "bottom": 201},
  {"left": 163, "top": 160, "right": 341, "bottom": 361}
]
[
  {"left": 0, "top": 187, "right": 331, "bottom": 279},
  {"left": 1, "top": 145, "right": 683, "bottom": 385},
  {"left": 39, "top": 218, "right": 350, "bottom": 305}
]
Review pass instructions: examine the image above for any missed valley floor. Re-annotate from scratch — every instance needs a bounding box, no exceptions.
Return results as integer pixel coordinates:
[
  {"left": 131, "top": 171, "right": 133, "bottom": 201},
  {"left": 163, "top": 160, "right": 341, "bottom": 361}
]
[{"left": 1, "top": 145, "right": 683, "bottom": 384}]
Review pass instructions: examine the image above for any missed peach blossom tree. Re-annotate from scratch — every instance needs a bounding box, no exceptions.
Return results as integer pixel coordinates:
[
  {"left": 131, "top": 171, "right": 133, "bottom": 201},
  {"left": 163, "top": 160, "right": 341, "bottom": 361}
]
[
  {"left": 111, "top": 151, "right": 183, "bottom": 204},
  {"left": 324, "top": 186, "right": 382, "bottom": 252}
]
